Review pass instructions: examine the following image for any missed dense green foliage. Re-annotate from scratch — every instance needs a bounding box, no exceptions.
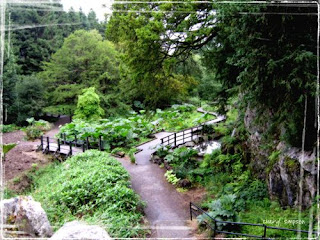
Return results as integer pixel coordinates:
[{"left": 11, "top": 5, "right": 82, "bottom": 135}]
[
  {"left": 59, "top": 105, "right": 213, "bottom": 149},
  {"left": 28, "top": 150, "right": 146, "bottom": 238},
  {"left": 1, "top": 124, "right": 19, "bottom": 133},
  {"left": 7, "top": 3, "right": 103, "bottom": 74},
  {"left": 152, "top": 104, "right": 213, "bottom": 131},
  {"left": 40, "top": 30, "right": 121, "bottom": 115},
  {"left": 4, "top": 3, "right": 104, "bottom": 124},
  {"left": 14, "top": 75, "right": 45, "bottom": 124},
  {"left": 107, "top": 1, "right": 317, "bottom": 148},
  {"left": 59, "top": 113, "right": 154, "bottom": 149},
  {"left": 74, "top": 87, "right": 105, "bottom": 121},
  {"left": 24, "top": 118, "right": 51, "bottom": 140}
]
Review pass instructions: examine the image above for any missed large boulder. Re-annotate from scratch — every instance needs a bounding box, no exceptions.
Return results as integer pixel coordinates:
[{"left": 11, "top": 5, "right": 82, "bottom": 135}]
[
  {"left": 51, "top": 221, "right": 111, "bottom": 239},
  {"left": 1, "top": 196, "right": 53, "bottom": 237}
]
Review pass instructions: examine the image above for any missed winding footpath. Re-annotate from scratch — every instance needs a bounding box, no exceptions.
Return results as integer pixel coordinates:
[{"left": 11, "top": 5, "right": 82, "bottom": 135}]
[
  {"left": 115, "top": 108, "right": 225, "bottom": 239},
  {"left": 21, "top": 109, "right": 224, "bottom": 239},
  {"left": 116, "top": 132, "right": 196, "bottom": 239}
]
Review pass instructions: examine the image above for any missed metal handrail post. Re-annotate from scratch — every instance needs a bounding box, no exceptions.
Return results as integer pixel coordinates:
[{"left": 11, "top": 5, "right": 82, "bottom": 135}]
[
  {"left": 40, "top": 136, "right": 43, "bottom": 150},
  {"left": 69, "top": 142, "right": 72, "bottom": 155},
  {"left": 57, "top": 139, "right": 60, "bottom": 152},
  {"left": 263, "top": 224, "right": 267, "bottom": 239},
  {"left": 47, "top": 137, "right": 50, "bottom": 151}
]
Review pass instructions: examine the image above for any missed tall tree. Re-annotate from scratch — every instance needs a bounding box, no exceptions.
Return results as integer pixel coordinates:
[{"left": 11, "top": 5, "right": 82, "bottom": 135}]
[
  {"left": 39, "top": 30, "right": 121, "bottom": 115},
  {"left": 107, "top": 1, "right": 317, "bottom": 148}
]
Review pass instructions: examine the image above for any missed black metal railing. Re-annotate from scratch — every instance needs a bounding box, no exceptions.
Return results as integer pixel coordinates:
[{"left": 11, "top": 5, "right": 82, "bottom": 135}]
[
  {"left": 190, "top": 202, "right": 319, "bottom": 239},
  {"left": 38, "top": 136, "right": 87, "bottom": 157},
  {"left": 160, "top": 126, "right": 203, "bottom": 148}
]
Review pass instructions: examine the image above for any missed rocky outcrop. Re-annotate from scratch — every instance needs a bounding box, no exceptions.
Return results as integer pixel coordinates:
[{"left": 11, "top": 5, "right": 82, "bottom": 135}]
[
  {"left": 1, "top": 196, "right": 53, "bottom": 237},
  {"left": 51, "top": 221, "right": 111, "bottom": 239},
  {"left": 244, "top": 107, "right": 317, "bottom": 208}
]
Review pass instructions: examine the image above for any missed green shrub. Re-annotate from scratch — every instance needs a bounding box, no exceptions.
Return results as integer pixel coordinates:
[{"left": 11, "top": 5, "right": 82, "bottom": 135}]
[
  {"left": 59, "top": 113, "right": 154, "bottom": 148},
  {"left": 74, "top": 87, "right": 105, "bottom": 121},
  {"left": 154, "top": 144, "right": 171, "bottom": 158},
  {"left": 239, "top": 200, "right": 310, "bottom": 238},
  {"left": 202, "top": 124, "right": 215, "bottom": 135},
  {"left": 164, "top": 170, "right": 180, "bottom": 185},
  {"left": 198, "top": 194, "right": 240, "bottom": 231},
  {"left": 1, "top": 124, "right": 19, "bottom": 133},
  {"left": 153, "top": 104, "right": 215, "bottom": 131},
  {"left": 25, "top": 126, "right": 43, "bottom": 140},
  {"left": 28, "top": 150, "right": 146, "bottom": 238},
  {"left": 34, "top": 119, "right": 52, "bottom": 131},
  {"left": 25, "top": 118, "right": 51, "bottom": 140}
]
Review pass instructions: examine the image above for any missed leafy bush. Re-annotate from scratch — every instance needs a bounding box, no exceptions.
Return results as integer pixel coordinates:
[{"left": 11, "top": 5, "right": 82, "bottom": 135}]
[
  {"left": 198, "top": 194, "right": 240, "bottom": 231},
  {"left": 160, "top": 146, "right": 201, "bottom": 185},
  {"left": 164, "top": 170, "right": 180, "bottom": 185},
  {"left": 25, "top": 118, "right": 51, "bottom": 140},
  {"left": 152, "top": 104, "right": 215, "bottom": 131},
  {"left": 59, "top": 113, "right": 155, "bottom": 149},
  {"left": 34, "top": 119, "right": 52, "bottom": 131},
  {"left": 1, "top": 124, "right": 19, "bottom": 133},
  {"left": 154, "top": 144, "right": 171, "bottom": 158},
  {"left": 238, "top": 200, "right": 310, "bottom": 238},
  {"left": 25, "top": 126, "right": 43, "bottom": 140},
  {"left": 202, "top": 124, "right": 215, "bottom": 135},
  {"left": 29, "top": 150, "right": 146, "bottom": 238},
  {"left": 74, "top": 87, "right": 105, "bottom": 121}
]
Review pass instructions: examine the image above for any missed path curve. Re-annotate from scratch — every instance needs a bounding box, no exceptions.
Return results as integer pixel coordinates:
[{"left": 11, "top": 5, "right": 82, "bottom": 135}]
[
  {"left": 116, "top": 132, "right": 197, "bottom": 239},
  {"left": 115, "top": 108, "right": 225, "bottom": 238}
]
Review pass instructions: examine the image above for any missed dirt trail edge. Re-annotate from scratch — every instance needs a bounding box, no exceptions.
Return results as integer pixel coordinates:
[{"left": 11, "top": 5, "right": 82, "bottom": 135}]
[{"left": 116, "top": 132, "right": 198, "bottom": 239}]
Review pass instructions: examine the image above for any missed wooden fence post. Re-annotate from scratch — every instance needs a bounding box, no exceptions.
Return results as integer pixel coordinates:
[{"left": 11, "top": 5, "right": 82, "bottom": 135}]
[
  {"left": 82, "top": 143, "right": 85, "bottom": 152},
  {"left": 174, "top": 133, "right": 177, "bottom": 147}
]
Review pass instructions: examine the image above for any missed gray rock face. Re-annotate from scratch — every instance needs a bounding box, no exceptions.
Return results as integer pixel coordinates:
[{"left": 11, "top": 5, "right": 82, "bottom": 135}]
[
  {"left": 51, "top": 221, "right": 111, "bottom": 240},
  {"left": 244, "top": 107, "right": 317, "bottom": 208},
  {"left": 1, "top": 196, "right": 53, "bottom": 237}
]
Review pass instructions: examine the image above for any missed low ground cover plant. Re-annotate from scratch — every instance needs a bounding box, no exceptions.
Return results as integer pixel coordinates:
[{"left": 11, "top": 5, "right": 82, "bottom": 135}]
[{"left": 28, "top": 150, "right": 147, "bottom": 238}]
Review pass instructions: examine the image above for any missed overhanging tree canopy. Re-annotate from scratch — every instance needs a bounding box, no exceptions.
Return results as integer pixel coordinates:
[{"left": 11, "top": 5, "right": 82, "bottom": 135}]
[{"left": 107, "top": 1, "right": 317, "bottom": 148}]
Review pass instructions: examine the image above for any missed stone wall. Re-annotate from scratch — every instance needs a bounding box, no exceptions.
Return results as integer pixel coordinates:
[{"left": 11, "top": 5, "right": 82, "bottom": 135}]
[{"left": 244, "top": 106, "right": 317, "bottom": 208}]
